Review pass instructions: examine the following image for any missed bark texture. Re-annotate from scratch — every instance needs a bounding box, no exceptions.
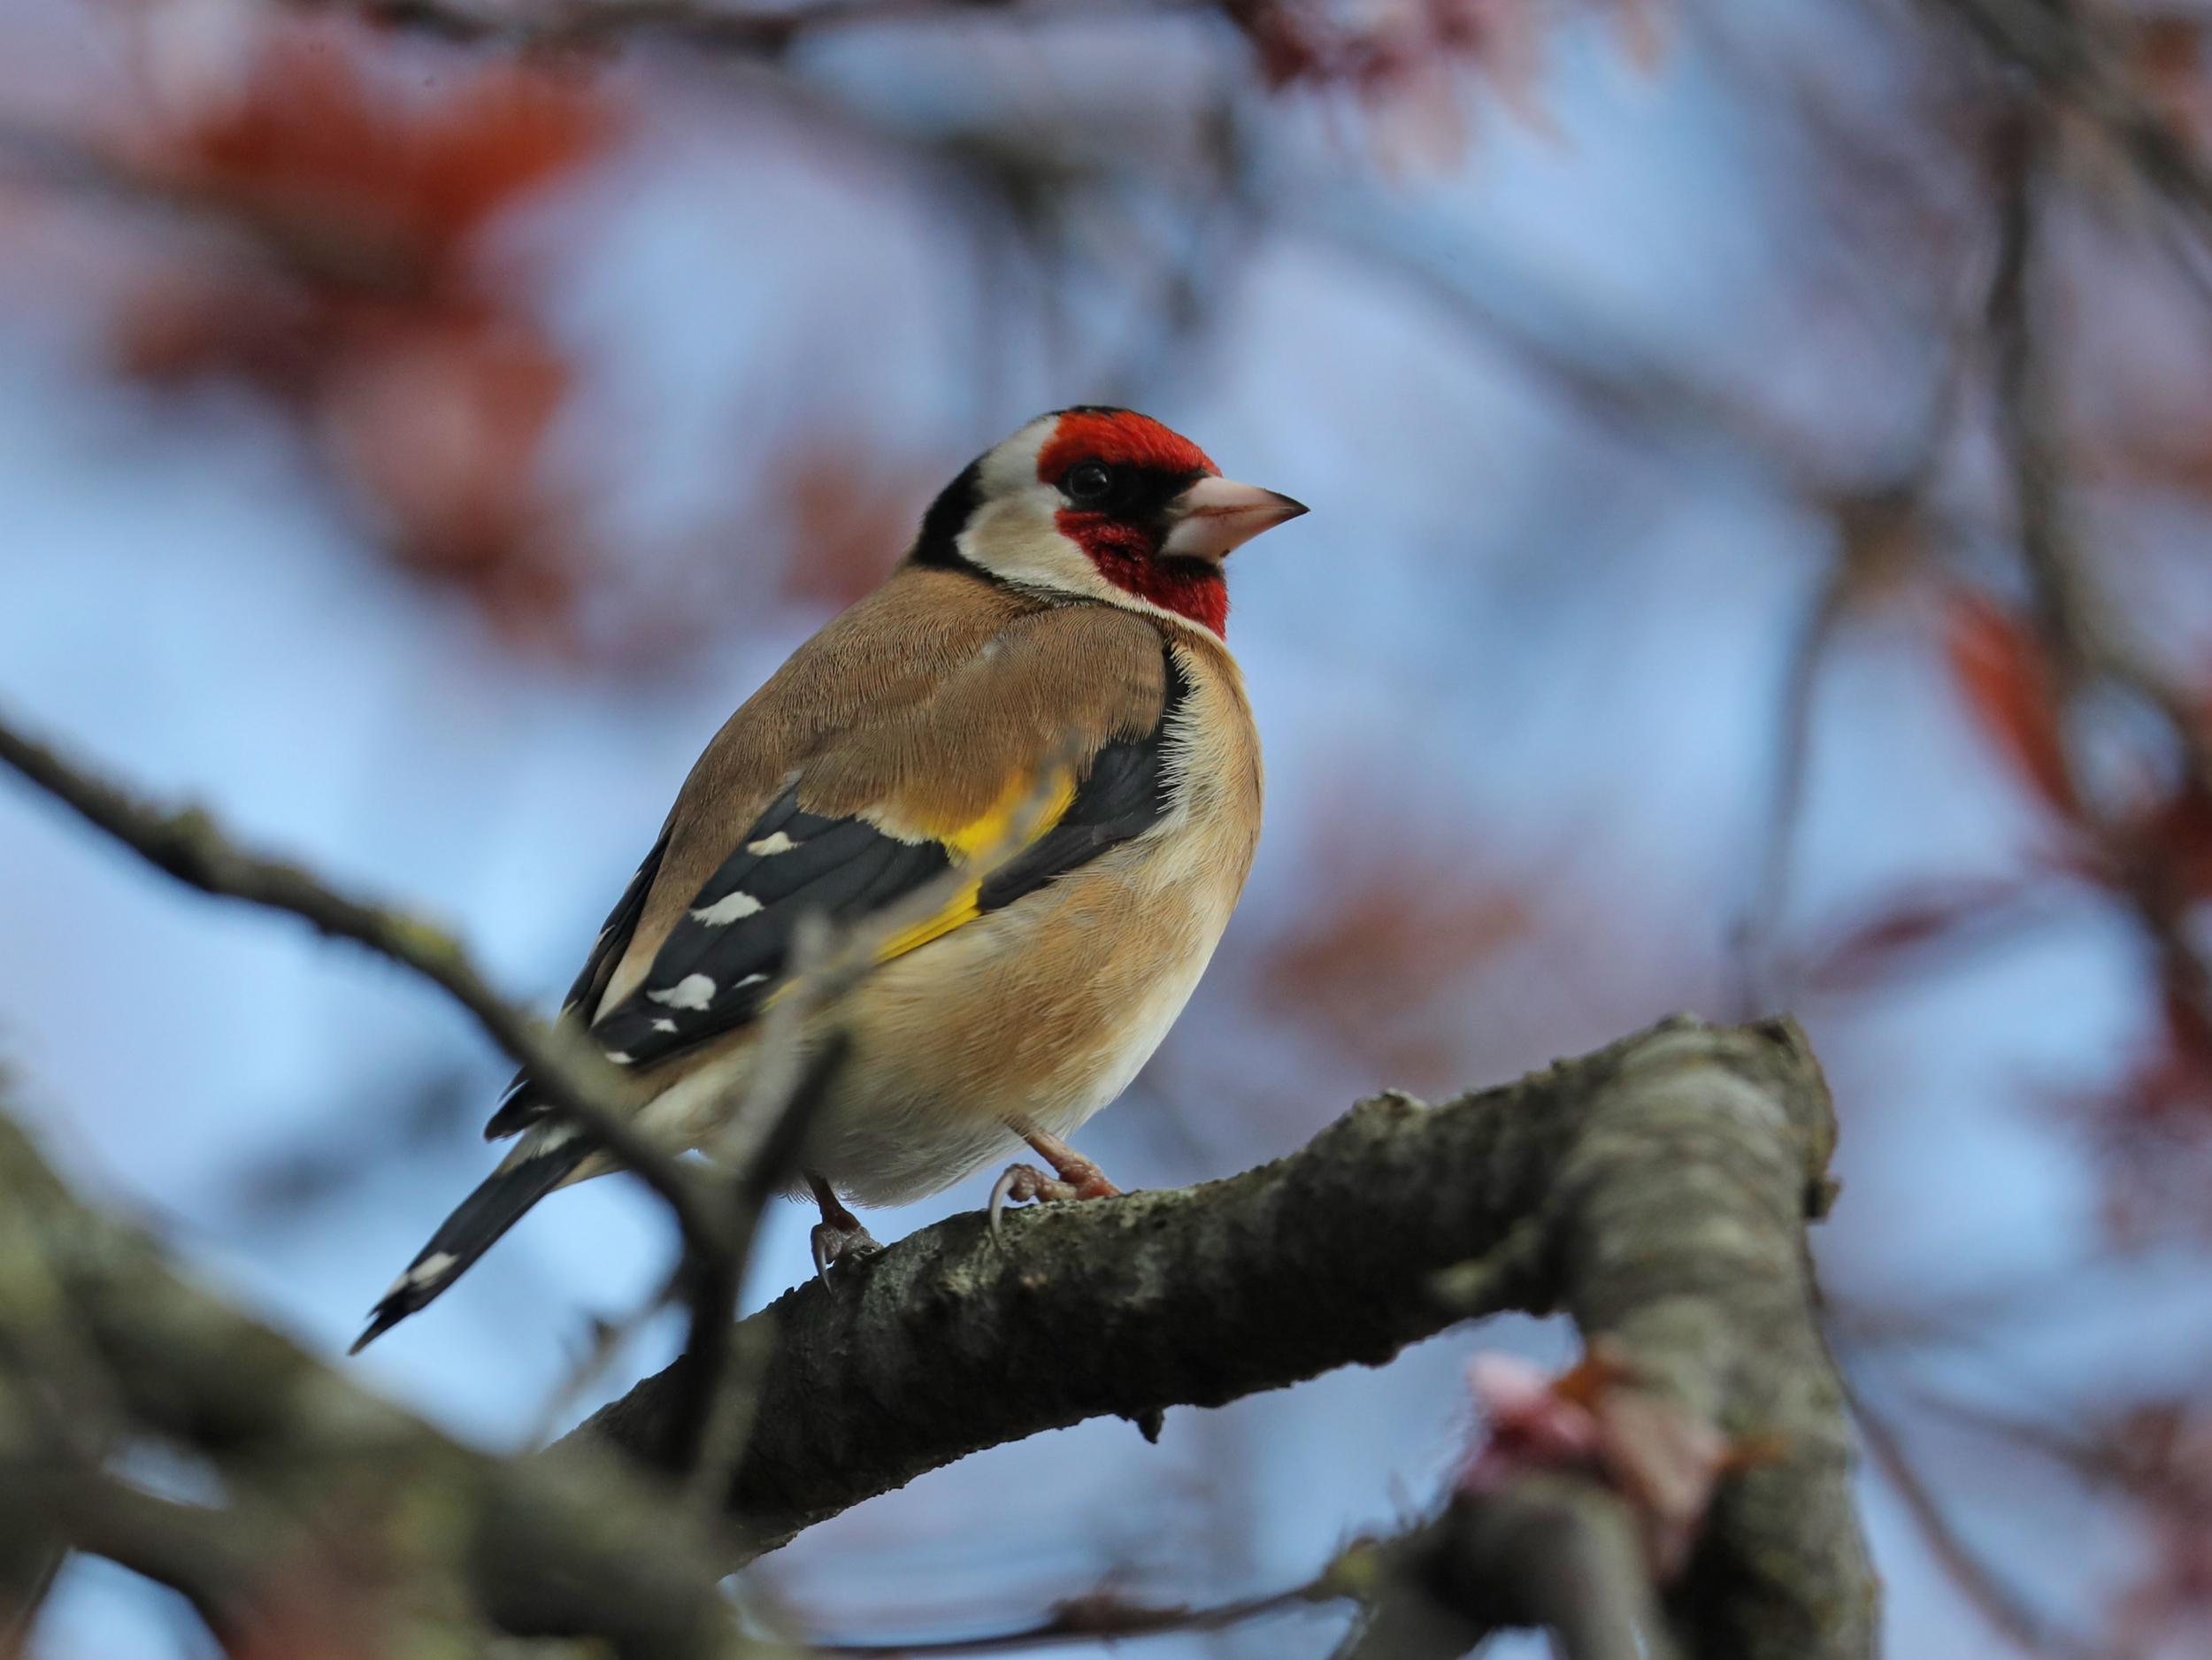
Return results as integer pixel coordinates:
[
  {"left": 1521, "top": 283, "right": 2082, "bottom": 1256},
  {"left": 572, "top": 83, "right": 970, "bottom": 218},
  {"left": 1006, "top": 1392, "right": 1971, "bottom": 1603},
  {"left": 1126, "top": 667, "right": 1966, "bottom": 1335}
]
[
  {"left": 0, "top": 1108, "right": 763, "bottom": 1659},
  {"left": 2, "top": 1017, "right": 1875, "bottom": 1658},
  {"left": 578, "top": 1015, "right": 1875, "bottom": 1660}
]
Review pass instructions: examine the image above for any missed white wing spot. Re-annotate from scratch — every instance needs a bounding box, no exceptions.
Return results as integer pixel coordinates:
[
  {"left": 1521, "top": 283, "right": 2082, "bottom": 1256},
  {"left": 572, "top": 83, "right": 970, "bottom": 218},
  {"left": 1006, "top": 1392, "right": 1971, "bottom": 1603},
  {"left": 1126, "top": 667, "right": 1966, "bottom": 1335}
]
[
  {"left": 605, "top": 1050, "right": 633, "bottom": 1065},
  {"left": 652, "top": 1018, "right": 678, "bottom": 1034},
  {"left": 649, "top": 973, "right": 717, "bottom": 1011},
  {"left": 691, "top": 890, "right": 763, "bottom": 925},
  {"left": 736, "top": 972, "right": 768, "bottom": 988},
  {"left": 746, "top": 831, "right": 796, "bottom": 856},
  {"left": 534, "top": 1123, "right": 580, "bottom": 1154}
]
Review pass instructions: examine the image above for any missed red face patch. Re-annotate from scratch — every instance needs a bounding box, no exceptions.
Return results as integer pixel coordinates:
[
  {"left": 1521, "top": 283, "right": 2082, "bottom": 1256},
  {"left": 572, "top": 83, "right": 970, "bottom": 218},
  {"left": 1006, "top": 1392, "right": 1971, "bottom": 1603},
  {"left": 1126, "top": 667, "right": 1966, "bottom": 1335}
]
[
  {"left": 1034, "top": 409, "right": 1216, "bottom": 484},
  {"left": 1037, "top": 410, "right": 1228, "bottom": 634},
  {"left": 1061, "top": 518, "right": 1231, "bottom": 634}
]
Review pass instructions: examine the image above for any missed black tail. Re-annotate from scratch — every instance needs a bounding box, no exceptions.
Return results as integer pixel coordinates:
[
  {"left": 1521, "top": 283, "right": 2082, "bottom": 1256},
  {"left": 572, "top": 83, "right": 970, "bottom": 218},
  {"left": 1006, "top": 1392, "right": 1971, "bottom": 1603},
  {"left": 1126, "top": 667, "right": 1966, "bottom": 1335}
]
[{"left": 349, "top": 1132, "right": 590, "bottom": 1354}]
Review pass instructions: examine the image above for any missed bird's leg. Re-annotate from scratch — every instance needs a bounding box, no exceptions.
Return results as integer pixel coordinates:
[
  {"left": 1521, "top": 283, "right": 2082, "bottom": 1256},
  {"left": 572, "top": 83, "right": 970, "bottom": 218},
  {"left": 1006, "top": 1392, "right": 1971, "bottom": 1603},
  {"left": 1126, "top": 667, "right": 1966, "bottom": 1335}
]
[
  {"left": 807, "top": 1172, "right": 881, "bottom": 1284},
  {"left": 988, "top": 1120, "right": 1121, "bottom": 1243}
]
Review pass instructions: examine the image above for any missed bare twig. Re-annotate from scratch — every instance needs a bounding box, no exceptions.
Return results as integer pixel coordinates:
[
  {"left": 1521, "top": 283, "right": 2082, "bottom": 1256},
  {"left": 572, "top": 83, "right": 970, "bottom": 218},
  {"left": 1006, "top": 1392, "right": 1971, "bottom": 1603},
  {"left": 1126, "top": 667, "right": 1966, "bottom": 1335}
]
[
  {"left": 809, "top": 1556, "right": 1363, "bottom": 1655},
  {"left": 529, "top": 1287, "right": 680, "bottom": 1449},
  {"left": 672, "top": 755, "right": 1082, "bottom": 1501},
  {"left": 1908, "top": 1389, "right": 2212, "bottom": 1527},
  {"left": 1335, "top": 1479, "right": 1667, "bottom": 1660},
  {"left": 669, "top": 1026, "right": 847, "bottom": 1493},
  {"left": 1848, "top": 1383, "right": 2094, "bottom": 1660},
  {"left": 0, "top": 710, "right": 721, "bottom": 1245},
  {"left": 1733, "top": 557, "right": 1859, "bottom": 1017},
  {"left": 1985, "top": 112, "right": 2212, "bottom": 1032},
  {"left": 296, "top": 0, "right": 1171, "bottom": 55},
  {"left": 0, "top": 1105, "right": 768, "bottom": 1657},
  {"left": 1934, "top": 0, "right": 2212, "bottom": 258}
]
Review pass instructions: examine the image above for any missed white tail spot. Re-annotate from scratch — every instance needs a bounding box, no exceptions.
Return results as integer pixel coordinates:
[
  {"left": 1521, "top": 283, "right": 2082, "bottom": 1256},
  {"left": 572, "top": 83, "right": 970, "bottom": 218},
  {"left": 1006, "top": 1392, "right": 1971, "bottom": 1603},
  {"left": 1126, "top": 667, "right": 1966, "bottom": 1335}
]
[{"left": 386, "top": 1250, "right": 459, "bottom": 1300}]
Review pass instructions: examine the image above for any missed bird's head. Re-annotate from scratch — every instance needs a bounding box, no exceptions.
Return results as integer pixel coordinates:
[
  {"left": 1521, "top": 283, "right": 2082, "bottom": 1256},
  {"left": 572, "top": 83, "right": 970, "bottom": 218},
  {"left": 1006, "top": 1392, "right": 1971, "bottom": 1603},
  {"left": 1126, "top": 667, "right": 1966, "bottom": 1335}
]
[{"left": 910, "top": 407, "right": 1307, "bottom": 637}]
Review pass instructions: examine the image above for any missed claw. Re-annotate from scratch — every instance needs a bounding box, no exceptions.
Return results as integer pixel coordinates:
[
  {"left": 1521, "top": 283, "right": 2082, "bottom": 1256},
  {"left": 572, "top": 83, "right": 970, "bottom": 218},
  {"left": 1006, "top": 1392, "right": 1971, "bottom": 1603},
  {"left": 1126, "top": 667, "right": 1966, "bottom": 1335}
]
[
  {"left": 810, "top": 1218, "right": 882, "bottom": 1285},
  {"left": 987, "top": 1141, "right": 1121, "bottom": 1249},
  {"left": 988, "top": 1162, "right": 1050, "bottom": 1248},
  {"left": 805, "top": 1172, "right": 880, "bottom": 1287}
]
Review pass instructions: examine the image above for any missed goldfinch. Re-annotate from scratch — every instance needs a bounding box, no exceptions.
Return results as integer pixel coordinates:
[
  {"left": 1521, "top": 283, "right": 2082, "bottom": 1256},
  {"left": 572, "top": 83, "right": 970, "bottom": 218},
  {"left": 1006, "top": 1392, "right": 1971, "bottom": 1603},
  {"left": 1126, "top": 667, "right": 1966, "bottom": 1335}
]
[{"left": 353, "top": 408, "right": 1303, "bottom": 1351}]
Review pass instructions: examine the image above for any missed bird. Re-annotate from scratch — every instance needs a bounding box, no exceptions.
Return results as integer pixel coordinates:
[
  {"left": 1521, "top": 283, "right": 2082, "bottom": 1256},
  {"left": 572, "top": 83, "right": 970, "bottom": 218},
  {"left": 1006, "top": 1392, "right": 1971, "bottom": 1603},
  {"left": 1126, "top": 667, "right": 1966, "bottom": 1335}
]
[{"left": 351, "top": 406, "right": 1305, "bottom": 1353}]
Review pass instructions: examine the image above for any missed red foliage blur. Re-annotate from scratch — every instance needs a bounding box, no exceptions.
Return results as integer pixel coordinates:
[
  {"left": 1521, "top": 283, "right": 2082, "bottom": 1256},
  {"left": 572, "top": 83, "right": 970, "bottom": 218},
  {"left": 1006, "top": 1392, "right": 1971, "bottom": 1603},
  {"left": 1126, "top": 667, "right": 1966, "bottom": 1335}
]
[
  {"left": 1257, "top": 809, "right": 1534, "bottom": 1090},
  {"left": 1933, "top": 583, "right": 2212, "bottom": 1214},
  {"left": 1225, "top": 0, "right": 1663, "bottom": 166},
  {"left": 2139, "top": 776, "right": 2212, "bottom": 901},
  {"left": 775, "top": 447, "right": 939, "bottom": 611},
  {"left": 108, "top": 19, "right": 618, "bottom": 636},
  {"left": 1940, "top": 588, "right": 2077, "bottom": 818},
  {"left": 2132, "top": 15, "right": 2212, "bottom": 156},
  {"left": 2083, "top": 1402, "right": 2212, "bottom": 1652},
  {"left": 1798, "top": 875, "right": 2046, "bottom": 996}
]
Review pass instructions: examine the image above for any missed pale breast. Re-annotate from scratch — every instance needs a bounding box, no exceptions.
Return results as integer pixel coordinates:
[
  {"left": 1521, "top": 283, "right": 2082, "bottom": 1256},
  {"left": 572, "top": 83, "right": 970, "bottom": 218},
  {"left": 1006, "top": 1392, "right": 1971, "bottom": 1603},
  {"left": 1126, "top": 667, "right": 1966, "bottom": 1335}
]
[{"left": 807, "top": 628, "right": 1263, "bottom": 1205}]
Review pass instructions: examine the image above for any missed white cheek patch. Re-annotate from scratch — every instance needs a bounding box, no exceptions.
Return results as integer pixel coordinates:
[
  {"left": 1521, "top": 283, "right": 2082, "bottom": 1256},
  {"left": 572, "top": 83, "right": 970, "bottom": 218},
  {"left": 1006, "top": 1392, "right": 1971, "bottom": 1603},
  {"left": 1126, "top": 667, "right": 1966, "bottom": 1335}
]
[{"left": 957, "top": 493, "right": 1120, "bottom": 603}]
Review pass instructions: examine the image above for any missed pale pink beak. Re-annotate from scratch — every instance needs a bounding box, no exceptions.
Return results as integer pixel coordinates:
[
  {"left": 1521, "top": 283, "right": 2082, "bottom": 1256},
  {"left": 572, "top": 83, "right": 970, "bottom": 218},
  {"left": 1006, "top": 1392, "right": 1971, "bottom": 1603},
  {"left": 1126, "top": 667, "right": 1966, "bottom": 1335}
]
[{"left": 1160, "top": 475, "right": 1309, "bottom": 563}]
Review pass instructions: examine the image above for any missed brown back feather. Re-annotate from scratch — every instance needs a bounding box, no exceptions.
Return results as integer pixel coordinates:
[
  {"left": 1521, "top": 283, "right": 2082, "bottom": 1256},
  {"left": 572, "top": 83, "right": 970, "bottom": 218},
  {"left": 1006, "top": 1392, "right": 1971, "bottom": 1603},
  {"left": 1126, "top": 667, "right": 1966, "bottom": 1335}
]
[{"left": 603, "top": 567, "right": 1171, "bottom": 1010}]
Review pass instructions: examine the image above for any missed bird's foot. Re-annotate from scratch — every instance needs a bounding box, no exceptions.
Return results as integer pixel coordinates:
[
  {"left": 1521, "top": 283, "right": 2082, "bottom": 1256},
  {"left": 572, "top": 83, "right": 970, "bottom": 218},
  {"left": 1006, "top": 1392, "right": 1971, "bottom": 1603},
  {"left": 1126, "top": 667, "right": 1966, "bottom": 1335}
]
[
  {"left": 810, "top": 1217, "right": 883, "bottom": 1284},
  {"left": 987, "top": 1145, "right": 1120, "bottom": 1245},
  {"left": 806, "top": 1172, "right": 881, "bottom": 1286}
]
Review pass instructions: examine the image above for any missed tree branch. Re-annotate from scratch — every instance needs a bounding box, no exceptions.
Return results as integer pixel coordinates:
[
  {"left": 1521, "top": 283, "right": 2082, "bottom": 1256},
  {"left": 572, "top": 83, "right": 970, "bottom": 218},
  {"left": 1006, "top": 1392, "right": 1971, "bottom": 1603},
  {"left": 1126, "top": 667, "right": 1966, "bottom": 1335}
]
[
  {"left": 0, "top": 708, "right": 726, "bottom": 1249},
  {"left": 578, "top": 1015, "right": 1878, "bottom": 1660},
  {"left": 0, "top": 1108, "right": 768, "bottom": 1658},
  {"left": 2, "top": 708, "right": 1875, "bottom": 1655},
  {"left": 292, "top": 0, "right": 1171, "bottom": 55},
  {"left": 1336, "top": 1476, "right": 1667, "bottom": 1660},
  {"left": 1936, "top": 0, "right": 2212, "bottom": 256},
  {"left": 1984, "top": 109, "right": 2212, "bottom": 1046}
]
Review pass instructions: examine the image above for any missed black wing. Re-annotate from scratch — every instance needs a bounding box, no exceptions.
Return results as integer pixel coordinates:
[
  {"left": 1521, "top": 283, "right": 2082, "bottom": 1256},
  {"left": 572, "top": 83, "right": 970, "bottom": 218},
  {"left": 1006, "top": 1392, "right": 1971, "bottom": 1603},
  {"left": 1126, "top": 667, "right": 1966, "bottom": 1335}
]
[
  {"left": 588, "top": 785, "right": 956, "bottom": 1069},
  {"left": 492, "top": 650, "right": 1187, "bottom": 1132},
  {"left": 482, "top": 832, "right": 664, "bottom": 1141}
]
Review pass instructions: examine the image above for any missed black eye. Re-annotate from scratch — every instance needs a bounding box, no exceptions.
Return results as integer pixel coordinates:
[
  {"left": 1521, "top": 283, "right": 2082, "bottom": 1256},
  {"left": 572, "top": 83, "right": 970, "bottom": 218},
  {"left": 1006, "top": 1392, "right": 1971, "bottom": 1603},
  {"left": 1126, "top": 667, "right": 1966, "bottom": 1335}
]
[{"left": 1064, "top": 462, "right": 1117, "bottom": 506}]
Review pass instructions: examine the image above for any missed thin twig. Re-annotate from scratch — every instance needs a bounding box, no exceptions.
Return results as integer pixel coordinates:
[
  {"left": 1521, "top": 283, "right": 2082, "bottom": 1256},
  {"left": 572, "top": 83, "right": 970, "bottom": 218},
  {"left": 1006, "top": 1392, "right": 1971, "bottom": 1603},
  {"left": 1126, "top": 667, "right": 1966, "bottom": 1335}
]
[
  {"left": 1848, "top": 1383, "right": 2093, "bottom": 1660},
  {"left": 1936, "top": 0, "right": 2212, "bottom": 264},
  {"left": 301, "top": 0, "right": 1169, "bottom": 54},
  {"left": 0, "top": 711, "right": 718, "bottom": 1245},
  {"left": 671, "top": 1028, "right": 847, "bottom": 1492},
  {"left": 1907, "top": 1388, "right": 2212, "bottom": 1526},
  {"left": 808, "top": 1557, "right": 1363, "bottom": 1655},
  {"left": 673, "top": 756, "right": 1084, "bottom": 1502},
  {"left": 527, "top": 1279, "right": 683, "bottom": 1448},
  {"left": 1733, "top": 560, "right": 1857, "bottom": 1018},
  {"left": 1985, "top": 112, "right": 2212, "bottom": 1035}
]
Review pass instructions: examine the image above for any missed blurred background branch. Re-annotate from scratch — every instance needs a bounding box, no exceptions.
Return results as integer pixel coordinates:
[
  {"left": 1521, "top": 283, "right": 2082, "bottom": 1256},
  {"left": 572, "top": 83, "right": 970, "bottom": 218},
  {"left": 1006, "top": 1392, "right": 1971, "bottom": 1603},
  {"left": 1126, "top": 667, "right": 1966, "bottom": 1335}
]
[{"left": 0, "top": 1096, "right": 769, "bottom": 1659}]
